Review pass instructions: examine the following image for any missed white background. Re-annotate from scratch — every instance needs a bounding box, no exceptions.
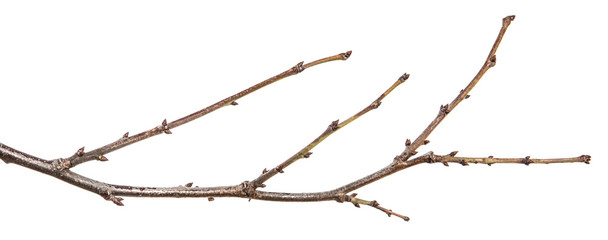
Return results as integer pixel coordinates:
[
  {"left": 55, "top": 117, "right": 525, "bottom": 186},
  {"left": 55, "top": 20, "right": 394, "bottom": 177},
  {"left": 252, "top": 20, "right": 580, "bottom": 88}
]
[{"left": 1, "top": 1, "right": 606, "bottom": 239}]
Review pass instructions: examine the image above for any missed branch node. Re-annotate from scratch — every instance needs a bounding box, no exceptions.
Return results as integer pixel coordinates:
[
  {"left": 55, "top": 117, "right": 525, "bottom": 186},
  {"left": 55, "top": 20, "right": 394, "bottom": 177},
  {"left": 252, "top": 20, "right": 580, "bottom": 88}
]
[
  {"left": 459, "top": 160, "right": 469, "bottom": 166},
  {"left": 292, "top": 61, "right": 305, "bottom": 73},
  {"left": 440, "top": 104, "right": 450, "bottom": 115},
  {"left": 161, "top": 119, "right": 172, "bottom": 134},
  {"left": 422, "top": 151, "right": 437, "bottom": 163},
  {"left": 97, "top": 155, "right": 108, "bottom": 162},
  {"left": 55, "top": 158, "right": 72, "bottom": 170},
  {"left": 76, "top": 147, "right": 85, "bottom": 157},
  {"left": 103, "top": 191, "right": 124, "bottom": 206},
  {"left": 329, "top": 120, "right": 340, "bottom": 131},
  {"left": 275, "top": 164, "right": 285, "bottom": 173},
  {"left": 489, "top": 55, "right": 497, "bottom": 68},
  {"left": 522, "top": 156, "right": 533, "bottom": 165},
  {"left": 340, "top": 50, "right": 352, "bottom": 60},
  {"left": 240, "top": 181, "right": 256, "bottom": 200},
  {"left": 371, "top": 101, "right": 382, "bottom": 109}
]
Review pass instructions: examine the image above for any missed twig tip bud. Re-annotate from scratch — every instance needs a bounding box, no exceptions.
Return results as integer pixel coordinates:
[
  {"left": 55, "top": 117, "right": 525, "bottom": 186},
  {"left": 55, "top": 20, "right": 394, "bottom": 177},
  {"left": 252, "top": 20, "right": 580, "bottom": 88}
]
[
  {"left": 399, "top": 73, "right": 410, "bottom": 82},
  {"left": 341, "top": 50, "right": 352, "bottom": 60},
  {"left": 581, "top": 155, "right": 591, "bottom": 164}
]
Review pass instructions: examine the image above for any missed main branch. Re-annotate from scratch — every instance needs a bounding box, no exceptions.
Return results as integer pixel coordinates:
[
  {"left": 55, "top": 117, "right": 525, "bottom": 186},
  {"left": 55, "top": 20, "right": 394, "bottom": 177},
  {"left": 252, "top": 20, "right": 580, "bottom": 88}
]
[{"left": 0, "top": 15, "right": 589, "bottom": 222}]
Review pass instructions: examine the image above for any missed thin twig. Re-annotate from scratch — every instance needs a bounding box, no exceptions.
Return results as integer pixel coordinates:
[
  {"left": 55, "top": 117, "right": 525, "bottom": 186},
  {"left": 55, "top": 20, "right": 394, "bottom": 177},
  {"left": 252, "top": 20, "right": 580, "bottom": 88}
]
[
  {"left": 247, "top": 73, "right": 410, "bottom": 194},
  {"left": 62, "top": 51, "right": 352, "bottom": 168},
  {"left": 400, "top": 15, "right": 516, "bottom": 161}
]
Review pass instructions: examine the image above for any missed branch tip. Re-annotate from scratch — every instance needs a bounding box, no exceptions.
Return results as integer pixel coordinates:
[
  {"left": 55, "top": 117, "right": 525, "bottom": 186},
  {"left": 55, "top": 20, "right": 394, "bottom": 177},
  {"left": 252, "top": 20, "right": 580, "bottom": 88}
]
[
  {"left": 503, "top": 15, "right": 516, "bottom": 25},
  {"left": 399, "top": 73, "right": 410, "bottom": 82},
  {"left": 340, "top": 50, "right": 352, "bottom": 60},
  {"left": 581, "top": 155, "right": 591, "bottom": 164}
]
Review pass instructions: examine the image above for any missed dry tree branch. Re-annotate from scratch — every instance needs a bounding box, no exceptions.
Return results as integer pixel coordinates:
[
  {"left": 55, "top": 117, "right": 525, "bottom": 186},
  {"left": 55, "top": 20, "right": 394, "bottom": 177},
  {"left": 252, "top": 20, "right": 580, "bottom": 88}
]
[{"left": 0, "top": 15, "right": 589, "bottom": 222}]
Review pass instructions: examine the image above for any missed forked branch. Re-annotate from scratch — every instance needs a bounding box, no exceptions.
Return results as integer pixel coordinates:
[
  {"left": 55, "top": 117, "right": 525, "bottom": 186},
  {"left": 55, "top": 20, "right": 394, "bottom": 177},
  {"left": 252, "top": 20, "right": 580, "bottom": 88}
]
[{"left": 0, "top": 15, "right": 589, "bottom": 222}]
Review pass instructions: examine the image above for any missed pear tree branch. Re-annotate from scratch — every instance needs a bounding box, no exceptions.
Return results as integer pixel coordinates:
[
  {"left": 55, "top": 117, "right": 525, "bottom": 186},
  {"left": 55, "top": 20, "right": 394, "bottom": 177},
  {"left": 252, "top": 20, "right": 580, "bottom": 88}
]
[{"left": 0, "top": 15, "right": 590, "bottom": 222}]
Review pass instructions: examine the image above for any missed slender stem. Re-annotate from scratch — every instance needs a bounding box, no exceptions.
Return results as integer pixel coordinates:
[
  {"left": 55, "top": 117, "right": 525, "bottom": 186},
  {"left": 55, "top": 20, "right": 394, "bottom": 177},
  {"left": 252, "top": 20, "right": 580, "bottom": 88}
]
[
  {"left": 400, "top": 15, "right": 516, "bottom": 161},
  {"left": 416, "top": 151, "right": 592, "bottom": 166},
  {"left": 64, "top": 51, "right": 352, "bottom": 168},
  {"left": 248, "top": 73, "right": 409, "bottom": 191}
]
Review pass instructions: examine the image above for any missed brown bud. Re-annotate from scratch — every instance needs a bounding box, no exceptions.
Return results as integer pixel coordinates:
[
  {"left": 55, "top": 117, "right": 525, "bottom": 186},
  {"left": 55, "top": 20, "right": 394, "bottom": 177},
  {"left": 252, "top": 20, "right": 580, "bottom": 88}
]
[
  {"left": 304, "top": 152, "right": 313, "bottom": 158},
  {"left": 76, "top": 147, "right": 85, "bottom": 157},
  {"left": 399, "top": 73, "right": 410, "bottom": 82},
  {"left": 340, "top": 50, "right": 352, "bottom": 60},
  {"left": 405, "top": 139, "right": 411, "bottom": 146},
  {"left": 185, "top": 182, "right": 193, "bottom": 188},
  {"left": 98, "top": 155, "right": 108, "bottom": 161},
  {"left": 329, "top": 120, "right": 340, "bottom": 131},
  {"left": 292, "top": 61, "right": 305, "bottom": 73},
  {"left": 423, "top": 140, "right": 430, "bottom": 145},
  {"left": 231, "top": 101, "right": 238, "bottom": 106},
  {"left": 449, "top": 151, "right": 459, "bottom": 157}
]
